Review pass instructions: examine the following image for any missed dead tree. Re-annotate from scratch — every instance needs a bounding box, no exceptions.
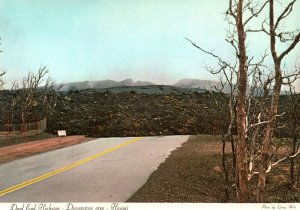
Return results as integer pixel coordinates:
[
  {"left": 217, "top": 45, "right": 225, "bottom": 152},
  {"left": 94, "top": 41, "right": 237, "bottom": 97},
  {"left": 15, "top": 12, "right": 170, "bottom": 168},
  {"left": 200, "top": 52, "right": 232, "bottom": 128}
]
[
  {"left": 0, "top": 39, "right": 6, "bottom": 118},
  {"left": 0, "top": 37, "right": 5, "bottom": 90},
  {"left": 212, "top": 73, "right": 238, "bottom": 202},
  {"left": 253, "top": 0, "right": 300, "bottom": 202},
  {"left": 187, "top": 0, "right": 300, "bottom": 202},
  {"left": 184, "top": 41, "right": 238, "bottom": 201},
  {"left": 206, "top": 78, "right": 236, "bottom": 202},
  {"left": 188, "top": 0, "right": 269, "bottom": 202},
  {"left": 0, "top": 40, "right": 7, "bottom": 123},
  {"left": 223, "top": 0, "right": 272, "bottom": 202},
  {"left": 2, "top": 67, "right": 62, "bottom": 130},
  {"left": 0, "top": 71, "right": 4, "bottom": 90}
]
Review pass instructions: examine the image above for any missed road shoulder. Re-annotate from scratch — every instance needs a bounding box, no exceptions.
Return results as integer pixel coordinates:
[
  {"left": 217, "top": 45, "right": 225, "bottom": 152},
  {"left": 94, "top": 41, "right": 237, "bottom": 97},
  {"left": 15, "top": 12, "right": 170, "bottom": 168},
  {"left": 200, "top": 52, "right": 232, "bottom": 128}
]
[{"left": 0, "top": 135, "right": 95, "bottom": 164}]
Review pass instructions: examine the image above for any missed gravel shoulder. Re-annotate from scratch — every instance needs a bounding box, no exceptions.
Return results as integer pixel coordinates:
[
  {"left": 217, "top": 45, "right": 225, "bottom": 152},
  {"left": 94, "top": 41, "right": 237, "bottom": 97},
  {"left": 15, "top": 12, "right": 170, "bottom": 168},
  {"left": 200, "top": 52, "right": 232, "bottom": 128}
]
[{"left": 0, "top": 134, "right": 95, "bottom": 164}]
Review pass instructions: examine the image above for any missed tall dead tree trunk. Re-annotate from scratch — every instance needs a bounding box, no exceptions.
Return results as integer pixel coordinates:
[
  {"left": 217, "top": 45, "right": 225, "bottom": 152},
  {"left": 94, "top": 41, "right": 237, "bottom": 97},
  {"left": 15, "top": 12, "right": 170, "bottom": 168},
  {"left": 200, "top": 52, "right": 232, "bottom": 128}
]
[
  {"left": 257, "top": 63, "right": 282, "bottom": 202},
  {"left": 0, "top": 38, "right": 5, "bottom": 90},
  {"left": 235, "top": 0, "right": 249, "bottom": 202}
]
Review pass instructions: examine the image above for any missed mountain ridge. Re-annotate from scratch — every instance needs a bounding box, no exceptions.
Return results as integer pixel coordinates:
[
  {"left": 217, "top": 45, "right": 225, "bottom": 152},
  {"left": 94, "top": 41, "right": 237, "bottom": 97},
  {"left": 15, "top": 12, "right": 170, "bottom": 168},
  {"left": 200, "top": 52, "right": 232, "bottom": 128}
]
[{"left": 59, "top": 78, "right": 222, "bottom": 91}]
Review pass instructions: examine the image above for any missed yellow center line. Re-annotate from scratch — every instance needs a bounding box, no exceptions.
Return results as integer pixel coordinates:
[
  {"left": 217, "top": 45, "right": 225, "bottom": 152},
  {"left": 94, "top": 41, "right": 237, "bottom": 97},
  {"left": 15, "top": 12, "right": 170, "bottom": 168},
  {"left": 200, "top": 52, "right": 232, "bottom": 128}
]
[{"left": 0, "top": 136, "right": 144, "bottom": 197}]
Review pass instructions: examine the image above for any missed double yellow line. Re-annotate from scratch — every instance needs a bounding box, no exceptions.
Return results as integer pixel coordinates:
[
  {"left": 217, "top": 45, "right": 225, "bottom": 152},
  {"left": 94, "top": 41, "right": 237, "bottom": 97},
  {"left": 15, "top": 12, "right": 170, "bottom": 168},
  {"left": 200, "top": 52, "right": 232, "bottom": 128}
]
[{"left": 0, "top": 136, "right": 144, "bottom": 197}]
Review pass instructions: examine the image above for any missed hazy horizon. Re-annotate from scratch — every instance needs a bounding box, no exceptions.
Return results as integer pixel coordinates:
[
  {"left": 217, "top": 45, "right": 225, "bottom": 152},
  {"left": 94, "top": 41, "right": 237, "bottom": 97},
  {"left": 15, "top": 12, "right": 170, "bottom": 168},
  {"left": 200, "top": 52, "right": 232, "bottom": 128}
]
[{"left": 0, "top": 0, "right": 299, "bottom": 90}]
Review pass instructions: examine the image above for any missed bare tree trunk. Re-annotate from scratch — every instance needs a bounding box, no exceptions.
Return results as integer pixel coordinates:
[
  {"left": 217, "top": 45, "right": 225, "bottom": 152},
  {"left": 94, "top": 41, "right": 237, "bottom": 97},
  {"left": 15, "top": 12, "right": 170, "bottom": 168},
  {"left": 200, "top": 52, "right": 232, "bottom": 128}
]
[
  {"left": 290, "top": 137, "right": 296, "bottom": 184},
  {"left": 257, "top": 0, "right": 282, "bottom": 201},
  {"left": 297, "top": 163, "right": 300, "bottom": 184},
  {"left": 257, "top": 62, "right": 282, "bottom": 202},
  {"left": 228, "top": 95, "right": 237, "bottom": 172},
  {"left": 222, "top": 135, "right": 230, "bottom": 202},
  {"left": 236, "top": 85, "right": 249, "bottom": 203},
  {"left": 291, "top": 161, "right": 297, "bottom": 183},
  {"left": 235, "top": 0, "right": 249, "bottom": 202}
]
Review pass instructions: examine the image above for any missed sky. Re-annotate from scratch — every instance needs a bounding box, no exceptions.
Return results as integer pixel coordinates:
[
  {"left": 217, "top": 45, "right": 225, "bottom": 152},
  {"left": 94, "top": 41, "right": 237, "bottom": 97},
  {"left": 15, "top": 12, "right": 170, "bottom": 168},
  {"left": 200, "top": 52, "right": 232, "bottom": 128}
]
[{"left": 0, "top": 0, "right": 299, "bottom": 89}]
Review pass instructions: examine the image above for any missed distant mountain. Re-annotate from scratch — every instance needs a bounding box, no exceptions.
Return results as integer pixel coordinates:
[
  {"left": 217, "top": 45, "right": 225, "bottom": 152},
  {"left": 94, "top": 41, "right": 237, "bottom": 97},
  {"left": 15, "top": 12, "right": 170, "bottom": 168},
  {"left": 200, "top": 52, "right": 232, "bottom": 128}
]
[
  {"left": 135, "top": 80, "right": 155, "bottom": 86},
  {"left": 58, "top": 78, "right": 236, "bottom": 92},
  {"left": 60, "top": 79, "right": 156, "bottom": 91}
]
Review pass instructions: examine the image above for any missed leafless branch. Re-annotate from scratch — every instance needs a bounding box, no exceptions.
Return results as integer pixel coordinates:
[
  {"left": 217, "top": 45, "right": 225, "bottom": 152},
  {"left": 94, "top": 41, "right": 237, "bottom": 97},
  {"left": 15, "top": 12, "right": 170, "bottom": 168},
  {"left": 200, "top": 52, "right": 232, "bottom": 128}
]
[
  {"left": 228, "top": 0, "right": 237, "bottom": 19},
  {"left": 185, "top": 38, "right": 236, "bottom": 73},
  {"left": 246, "top": 112, "right": 285, "bottom": 134},
  {"left": 279, "top": 32, "right": 300, "bottom": 61},
  {"left": 248, "top": 149, "right": 300, "bottom": 180},
  {"left": 247, "top": 18, "right": 270, "bottom": 35},
  {"left": 266, "top": 149, "right": 300, "bottom": 173},
  {"left": 282, "top": 68, "right": 300, "bottom": 85},
  {"left": 244, "top": 1, "right": 269, "bottom": 26},
  {"left": 274, "top": 0, "right": 297, "bottom": 30}
]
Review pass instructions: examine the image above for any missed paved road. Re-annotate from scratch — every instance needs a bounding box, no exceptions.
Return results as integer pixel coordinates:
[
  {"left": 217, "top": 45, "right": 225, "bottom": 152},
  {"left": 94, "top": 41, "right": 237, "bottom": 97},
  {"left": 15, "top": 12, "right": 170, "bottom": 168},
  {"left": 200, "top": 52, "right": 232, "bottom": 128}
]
[{"left": 0, "top": 135, "right": 189, "bottom": 202}]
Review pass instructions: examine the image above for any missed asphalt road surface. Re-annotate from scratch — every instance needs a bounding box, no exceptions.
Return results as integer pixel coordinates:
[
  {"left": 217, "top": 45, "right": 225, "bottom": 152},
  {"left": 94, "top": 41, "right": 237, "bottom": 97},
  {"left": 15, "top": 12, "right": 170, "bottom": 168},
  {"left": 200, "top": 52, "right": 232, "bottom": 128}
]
[{"left": 0, "top": 135, "right": 189, "bottom": 202}]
